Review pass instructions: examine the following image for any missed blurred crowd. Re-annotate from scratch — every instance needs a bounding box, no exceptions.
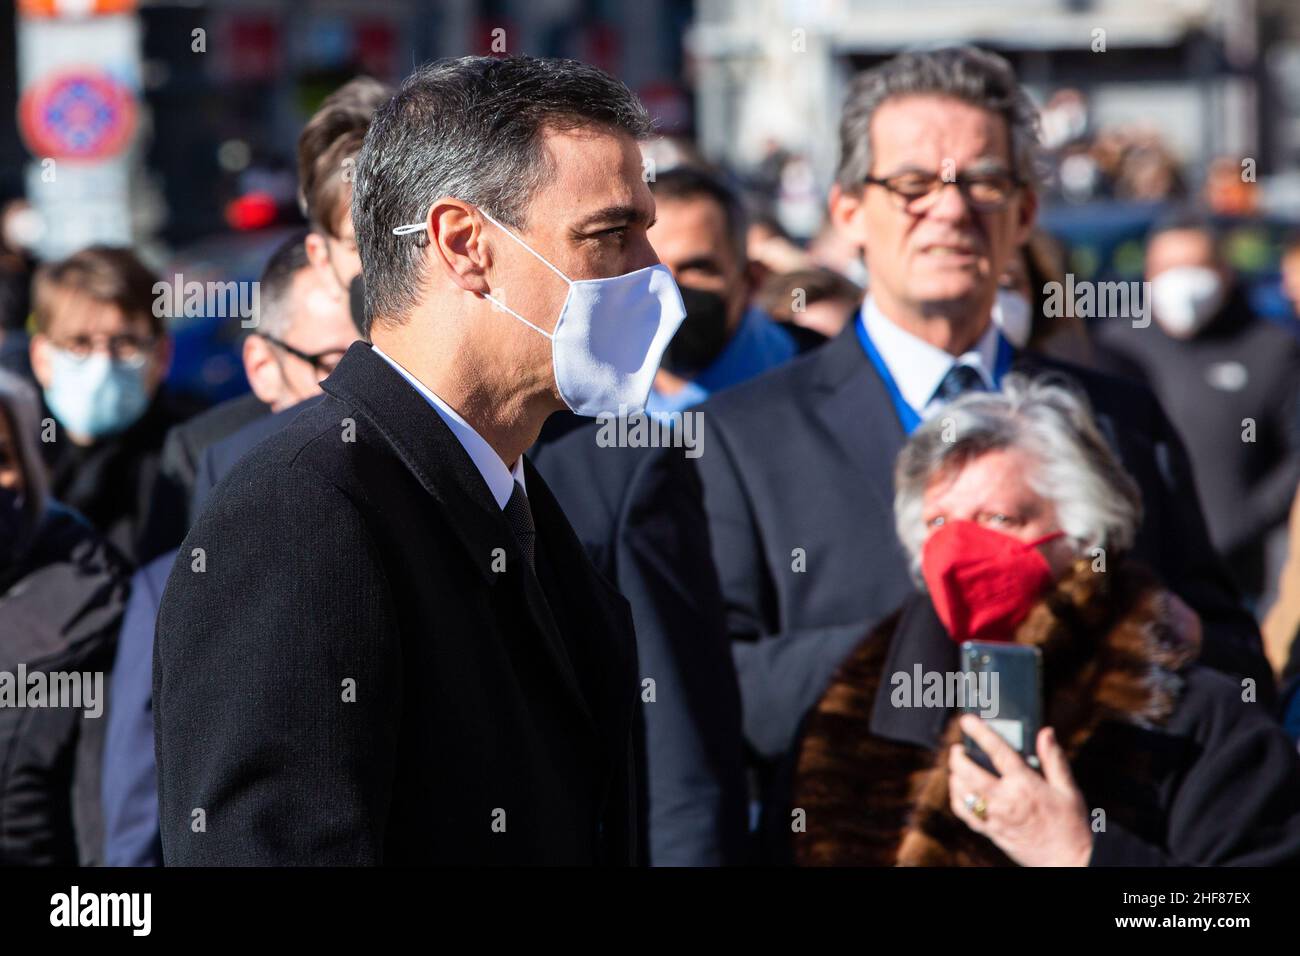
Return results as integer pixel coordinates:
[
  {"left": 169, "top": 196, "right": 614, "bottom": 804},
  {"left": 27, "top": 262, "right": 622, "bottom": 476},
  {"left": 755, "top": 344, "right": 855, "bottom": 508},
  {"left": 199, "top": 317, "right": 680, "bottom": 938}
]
[{"left": 1, "top": 44, "right": 1299, "bottom": 867}]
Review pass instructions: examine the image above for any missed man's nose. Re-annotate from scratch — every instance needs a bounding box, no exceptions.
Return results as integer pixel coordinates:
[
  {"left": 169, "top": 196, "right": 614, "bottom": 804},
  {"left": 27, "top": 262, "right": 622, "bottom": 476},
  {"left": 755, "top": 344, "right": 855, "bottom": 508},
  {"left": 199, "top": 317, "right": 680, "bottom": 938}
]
[
  {"left": 925, "top": 180, "right": 976, "bottom": 224},
  {"left": 627, "top": 233, "right": 661, "bottom": 273}
]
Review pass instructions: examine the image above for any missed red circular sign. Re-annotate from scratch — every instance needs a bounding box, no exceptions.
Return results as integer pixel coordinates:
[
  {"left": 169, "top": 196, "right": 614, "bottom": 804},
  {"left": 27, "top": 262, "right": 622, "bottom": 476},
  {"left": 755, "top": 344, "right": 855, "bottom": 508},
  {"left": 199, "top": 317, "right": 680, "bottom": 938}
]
[{"left": 18, "top": 69, "right": 137, "bottom": 161}]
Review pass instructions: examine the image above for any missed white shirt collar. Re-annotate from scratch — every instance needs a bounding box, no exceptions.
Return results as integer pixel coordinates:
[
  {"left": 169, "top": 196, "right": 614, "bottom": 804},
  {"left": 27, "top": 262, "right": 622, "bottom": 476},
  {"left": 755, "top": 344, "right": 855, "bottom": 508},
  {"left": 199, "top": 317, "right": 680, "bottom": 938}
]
[
  {"left": 861, "top": 295, "right": 1002, "bottom": 418},
  {"left": 369, "top": 344, "right": 525, "bottom": 511}
]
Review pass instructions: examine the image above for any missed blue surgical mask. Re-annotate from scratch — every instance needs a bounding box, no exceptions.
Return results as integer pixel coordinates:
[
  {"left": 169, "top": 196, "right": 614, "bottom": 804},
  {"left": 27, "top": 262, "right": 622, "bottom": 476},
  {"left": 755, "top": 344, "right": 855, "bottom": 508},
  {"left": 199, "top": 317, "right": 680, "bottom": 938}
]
[{"left": 44, "top": 348, "right": 151, "bottom": 439}]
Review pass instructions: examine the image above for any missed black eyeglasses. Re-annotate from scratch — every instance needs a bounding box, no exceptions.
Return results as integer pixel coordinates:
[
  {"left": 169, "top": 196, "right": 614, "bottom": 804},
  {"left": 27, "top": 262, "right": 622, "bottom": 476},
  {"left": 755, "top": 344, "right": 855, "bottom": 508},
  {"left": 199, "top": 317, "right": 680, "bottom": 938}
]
[
  {"left": 863, "top": 169, "right": 1024, "bottom": 212},
  {"left": 259, "top": 334, "right": 346, "bottom": 380}
]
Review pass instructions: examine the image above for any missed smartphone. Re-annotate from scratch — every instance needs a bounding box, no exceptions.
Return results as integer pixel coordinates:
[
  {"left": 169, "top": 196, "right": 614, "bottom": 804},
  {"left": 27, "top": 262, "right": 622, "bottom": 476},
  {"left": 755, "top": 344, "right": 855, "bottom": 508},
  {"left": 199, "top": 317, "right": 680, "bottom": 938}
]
[{"left": 958, "top": 641, "right": 1042, "bottom": 776}]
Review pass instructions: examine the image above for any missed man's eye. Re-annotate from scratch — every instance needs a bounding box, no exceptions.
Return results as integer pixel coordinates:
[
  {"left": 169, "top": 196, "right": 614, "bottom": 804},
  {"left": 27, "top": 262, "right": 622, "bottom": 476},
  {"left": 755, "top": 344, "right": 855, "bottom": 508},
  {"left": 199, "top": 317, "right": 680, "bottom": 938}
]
[{"left": 926, "top": 515, "right": 945, "bottom": 529}]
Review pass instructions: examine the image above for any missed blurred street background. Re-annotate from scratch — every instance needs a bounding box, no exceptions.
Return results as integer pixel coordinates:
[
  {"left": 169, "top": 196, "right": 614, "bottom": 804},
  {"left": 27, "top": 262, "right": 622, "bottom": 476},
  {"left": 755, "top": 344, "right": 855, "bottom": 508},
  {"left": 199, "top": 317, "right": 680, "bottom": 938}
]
[{"left": 5, "top": 0, "right": 1300, "bottom": 400}]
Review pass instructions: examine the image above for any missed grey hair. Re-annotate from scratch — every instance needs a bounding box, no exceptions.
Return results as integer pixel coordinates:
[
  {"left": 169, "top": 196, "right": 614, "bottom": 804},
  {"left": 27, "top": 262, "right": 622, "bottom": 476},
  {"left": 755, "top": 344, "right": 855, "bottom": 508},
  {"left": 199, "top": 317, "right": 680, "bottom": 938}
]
[
  {"left": 835, "top": 46, "right": 1043, "bottom": 192},
  {"left": 252, "top": 230, "right": 311, "bottom": 340},
  {"left": 352, "top": 55, "right": 654, "bottom": 336},
  {"left": 893, "top": 373, "right": 1142, "bottom": 581},
  {"left": 0, "top": 366, "right": 50, "bottom": 547}
]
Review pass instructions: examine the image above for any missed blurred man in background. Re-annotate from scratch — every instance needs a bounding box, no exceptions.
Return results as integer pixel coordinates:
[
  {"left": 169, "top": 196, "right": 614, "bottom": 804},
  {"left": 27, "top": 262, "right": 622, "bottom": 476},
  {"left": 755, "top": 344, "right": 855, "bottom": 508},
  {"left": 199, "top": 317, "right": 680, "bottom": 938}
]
[
  {"left": 1095, "top": 217, "right": 1300, "bottom": 604},
  {"left": 28, "top": 246, "right": 197, "bottom": 567},
  {"left": 240, "top": 234, "right": 358, "bottom": 413},
  {"left": 692, "top": 47, "right": 1270, "bottom": 857},
  {"left": 298, "top": 76, "right": 393, "bottom": 331},
  {"left": 646, "top": 167, "right": 818, "bottom": 416}
]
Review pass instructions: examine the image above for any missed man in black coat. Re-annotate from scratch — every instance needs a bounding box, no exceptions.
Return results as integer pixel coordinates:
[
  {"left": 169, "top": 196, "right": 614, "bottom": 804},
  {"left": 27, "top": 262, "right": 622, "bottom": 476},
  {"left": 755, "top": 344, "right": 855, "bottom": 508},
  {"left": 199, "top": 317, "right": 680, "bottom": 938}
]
[
  {"left": 154, "top": 55, "right": 682, "bottom": 864},
  {"left": 1094, "top": 218, "right": 1300, "bottom": 603},
  {"left": 692, "top": 48, "right": 1272, "bottom": 835}
]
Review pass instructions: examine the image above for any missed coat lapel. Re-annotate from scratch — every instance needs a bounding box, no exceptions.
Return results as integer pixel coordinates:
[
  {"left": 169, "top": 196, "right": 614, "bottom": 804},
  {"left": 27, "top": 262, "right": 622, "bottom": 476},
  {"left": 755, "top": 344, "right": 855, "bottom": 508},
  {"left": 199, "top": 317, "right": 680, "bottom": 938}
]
[
  {"left": 525, "top": 455, "right": 638, "bottom": 753},
  {"left": 320, "top": 343, "right": 599, "bottom": 732},
  {"left": 869, "top": 594, "right": 958, "bottom": 749},
  {"left": 808, "top": 326, "right": 908, "bottom": 520}
]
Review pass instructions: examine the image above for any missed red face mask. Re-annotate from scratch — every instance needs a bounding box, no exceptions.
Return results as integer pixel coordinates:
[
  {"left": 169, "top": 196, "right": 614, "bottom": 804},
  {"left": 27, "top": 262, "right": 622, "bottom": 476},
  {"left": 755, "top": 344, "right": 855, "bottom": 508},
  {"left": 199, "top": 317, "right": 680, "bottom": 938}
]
[{"left": 920, "top": 520, "right": 1066, "bottom": 644}]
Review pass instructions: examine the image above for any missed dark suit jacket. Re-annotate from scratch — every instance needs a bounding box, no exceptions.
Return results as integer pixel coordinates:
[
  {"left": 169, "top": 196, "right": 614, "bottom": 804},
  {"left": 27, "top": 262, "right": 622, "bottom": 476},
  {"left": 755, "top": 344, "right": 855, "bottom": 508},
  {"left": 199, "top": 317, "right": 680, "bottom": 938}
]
[
  {"left": 154, "top": 343, "right": 640, "bottom": 865},
  {"left": 531, "top": 414, "right": 748, "bottom": 866},
  {"left": 696, "top": 324, "right": 1272, "bottom": 770},
  {"left": 137, "top": 392, "right": 269, "bottom": 560},
  {"left": 105, "top": 398, "right": 323, "bottom": 867},
  {"left": 102, "top": 551, "right": 172, "bottom": 866},
  {"left": 191, "top": 396, "right": 323, "bottom": 523}
]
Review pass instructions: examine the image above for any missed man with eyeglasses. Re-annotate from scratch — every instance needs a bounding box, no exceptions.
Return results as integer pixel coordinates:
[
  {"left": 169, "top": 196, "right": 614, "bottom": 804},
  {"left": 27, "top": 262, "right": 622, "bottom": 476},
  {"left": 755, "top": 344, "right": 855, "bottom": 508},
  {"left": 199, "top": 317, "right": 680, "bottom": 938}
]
[
  {"left": 690, "top": 46, "right": 1271, "bottom": 861},
  {"left": 136, "top": 232, "right": 359, "bottom": 563},
  {"left": 241, "top": 233, "right": 357, "bottom": 413},
  {"left": 28, "top": 246, "right": 200, "bottom": 566}
]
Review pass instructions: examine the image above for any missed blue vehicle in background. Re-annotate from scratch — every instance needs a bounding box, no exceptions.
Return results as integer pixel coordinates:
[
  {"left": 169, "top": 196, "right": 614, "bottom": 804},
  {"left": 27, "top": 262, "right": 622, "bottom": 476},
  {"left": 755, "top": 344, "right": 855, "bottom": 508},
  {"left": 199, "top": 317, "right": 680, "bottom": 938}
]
[{"left": 162, "top": 225, "right": 300, "bottom": 404}]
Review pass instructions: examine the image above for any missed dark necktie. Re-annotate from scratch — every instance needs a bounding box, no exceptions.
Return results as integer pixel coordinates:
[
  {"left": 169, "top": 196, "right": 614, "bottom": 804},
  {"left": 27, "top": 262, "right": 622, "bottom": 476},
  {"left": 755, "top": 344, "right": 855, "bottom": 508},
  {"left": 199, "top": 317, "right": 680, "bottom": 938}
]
[
  {"left": 933, "top": 363, "right": 988, "bottom": 405},
  {"left": 503, "top": 481, "right": 535, "bottom": 571}
]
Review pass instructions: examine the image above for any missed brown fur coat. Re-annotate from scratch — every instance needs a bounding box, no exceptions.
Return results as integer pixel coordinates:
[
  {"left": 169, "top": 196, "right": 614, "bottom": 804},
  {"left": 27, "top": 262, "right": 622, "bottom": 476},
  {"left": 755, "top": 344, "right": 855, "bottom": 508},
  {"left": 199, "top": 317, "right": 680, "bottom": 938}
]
[{"left": 792, "top": 559, "right": 1200, "bottom": 866}]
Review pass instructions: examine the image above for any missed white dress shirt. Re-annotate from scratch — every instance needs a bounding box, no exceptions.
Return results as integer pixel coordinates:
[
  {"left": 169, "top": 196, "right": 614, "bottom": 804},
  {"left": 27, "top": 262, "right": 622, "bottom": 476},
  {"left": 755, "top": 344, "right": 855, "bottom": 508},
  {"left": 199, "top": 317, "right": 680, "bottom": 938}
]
[
  {"left": 861, "top": 295, "right": 1003, "bottom": 420},
  {"left": 370, "top": 344, "right": 525, "bottom": 510}
]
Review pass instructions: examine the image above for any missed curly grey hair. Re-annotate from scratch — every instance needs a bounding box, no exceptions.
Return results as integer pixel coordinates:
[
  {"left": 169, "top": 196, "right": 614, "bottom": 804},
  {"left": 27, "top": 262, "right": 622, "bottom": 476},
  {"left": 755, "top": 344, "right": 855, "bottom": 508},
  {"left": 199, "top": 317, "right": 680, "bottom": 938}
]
[
  {"left": 893, "top": 373, "right": 1142, "bottom": 581},
  {"left": 835, "top": 46, "right": 1043, "bottom": 192}
]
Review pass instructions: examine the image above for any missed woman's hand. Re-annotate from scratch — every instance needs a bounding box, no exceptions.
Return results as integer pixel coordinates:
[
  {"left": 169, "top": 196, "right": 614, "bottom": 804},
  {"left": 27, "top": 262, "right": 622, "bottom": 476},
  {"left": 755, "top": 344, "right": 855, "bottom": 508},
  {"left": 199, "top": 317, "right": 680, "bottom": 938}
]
[{"left": 948, "top": 714, "right": 1093, "bottom": 867}]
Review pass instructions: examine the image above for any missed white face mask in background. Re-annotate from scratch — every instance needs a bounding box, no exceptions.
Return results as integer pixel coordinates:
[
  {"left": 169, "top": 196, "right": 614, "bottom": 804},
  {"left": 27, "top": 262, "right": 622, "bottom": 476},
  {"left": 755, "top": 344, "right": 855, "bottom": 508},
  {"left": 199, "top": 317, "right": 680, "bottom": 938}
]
[
  {"left": 1150, "top": 266, "right": 1226, "bottom": 339},
  {"left": 394, "top": 211, "right": 686, "bottom": 418},
  {"left": 44, "top": 348, "right": 151, "bottom": 439},
  {"left": 990, "top": 288, "right": 1033, "bottom": 349}
]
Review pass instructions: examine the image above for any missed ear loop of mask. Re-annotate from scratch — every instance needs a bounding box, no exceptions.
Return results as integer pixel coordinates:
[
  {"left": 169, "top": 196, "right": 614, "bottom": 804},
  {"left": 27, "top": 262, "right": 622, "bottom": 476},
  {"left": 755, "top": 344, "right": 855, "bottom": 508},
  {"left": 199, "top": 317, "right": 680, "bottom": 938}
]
[{"left": 392, "top": 211, "right": 573, "bottom": 341}]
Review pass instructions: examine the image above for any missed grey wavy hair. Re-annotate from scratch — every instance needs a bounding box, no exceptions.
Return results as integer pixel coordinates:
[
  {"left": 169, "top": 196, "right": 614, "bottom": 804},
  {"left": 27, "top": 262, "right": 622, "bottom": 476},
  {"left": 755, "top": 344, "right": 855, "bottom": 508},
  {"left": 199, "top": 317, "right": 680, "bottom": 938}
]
[
  {"left": 835, "top": 46, "right": 1043, "bottom": 191},
  {"left": 893, "top": 374, "right": 1142, "bottom": 581},
  {"left": 0, "top": 366, "right": 49, "bottom": 547}
]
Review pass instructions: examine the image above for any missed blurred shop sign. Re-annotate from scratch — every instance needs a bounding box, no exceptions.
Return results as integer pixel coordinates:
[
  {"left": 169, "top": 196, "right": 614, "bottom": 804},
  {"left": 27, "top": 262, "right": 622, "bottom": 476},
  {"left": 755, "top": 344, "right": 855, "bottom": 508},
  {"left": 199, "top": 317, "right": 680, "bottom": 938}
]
[{"left": 16, "top": 1, "right": 142, "bottom": 258}]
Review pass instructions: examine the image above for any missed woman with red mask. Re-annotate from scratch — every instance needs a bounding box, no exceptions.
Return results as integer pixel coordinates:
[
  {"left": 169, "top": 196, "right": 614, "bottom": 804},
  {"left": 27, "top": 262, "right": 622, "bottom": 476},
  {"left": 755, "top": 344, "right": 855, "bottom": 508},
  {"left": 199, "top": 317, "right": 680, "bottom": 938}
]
[{"left": 791, "top": 375, "right": 1300, "bottom": 866}]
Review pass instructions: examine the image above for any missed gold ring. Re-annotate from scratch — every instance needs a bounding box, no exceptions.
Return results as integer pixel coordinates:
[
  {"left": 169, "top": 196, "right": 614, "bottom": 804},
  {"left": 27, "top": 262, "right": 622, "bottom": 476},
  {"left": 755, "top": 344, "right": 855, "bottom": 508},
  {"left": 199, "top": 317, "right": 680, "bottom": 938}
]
[{"left": 964, "top": 791, "right": 988, "bottom": 821}]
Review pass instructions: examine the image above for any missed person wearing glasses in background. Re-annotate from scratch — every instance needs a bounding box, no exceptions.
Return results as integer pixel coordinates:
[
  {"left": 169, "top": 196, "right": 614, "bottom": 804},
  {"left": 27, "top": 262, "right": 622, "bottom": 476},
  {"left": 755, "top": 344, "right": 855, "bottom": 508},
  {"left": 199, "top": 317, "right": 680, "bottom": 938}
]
[
  {"left": 240, "top": 232, "right": 357, "bottom": 414},
  {"left": 27, "top": 246, "right": 201, "bottom": 567},
  {"left": 692, "top": 46, "right": 1270, "bottom": 861}
]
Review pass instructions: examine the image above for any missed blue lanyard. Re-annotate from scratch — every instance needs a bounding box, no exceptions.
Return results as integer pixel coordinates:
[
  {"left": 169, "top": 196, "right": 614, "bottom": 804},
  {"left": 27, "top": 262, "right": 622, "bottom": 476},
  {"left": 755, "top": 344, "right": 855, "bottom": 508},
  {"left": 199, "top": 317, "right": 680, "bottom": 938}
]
[{"left": 854, "top": 309, "right": 1014, "bottom": 435}]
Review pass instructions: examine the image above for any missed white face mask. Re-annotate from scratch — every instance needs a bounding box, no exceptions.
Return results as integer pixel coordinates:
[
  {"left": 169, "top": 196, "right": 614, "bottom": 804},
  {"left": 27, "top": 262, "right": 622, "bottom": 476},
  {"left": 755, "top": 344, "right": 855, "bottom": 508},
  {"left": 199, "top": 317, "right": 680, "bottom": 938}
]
[
  {"left": 1150, "top": 266, "right": 1225, "bottom": 338},
  {"left": 394, "top": 211, "right": 685, "bottom": 417},
  {"left": 990, "top": 288, "right": 1032, "bottom": 349}
]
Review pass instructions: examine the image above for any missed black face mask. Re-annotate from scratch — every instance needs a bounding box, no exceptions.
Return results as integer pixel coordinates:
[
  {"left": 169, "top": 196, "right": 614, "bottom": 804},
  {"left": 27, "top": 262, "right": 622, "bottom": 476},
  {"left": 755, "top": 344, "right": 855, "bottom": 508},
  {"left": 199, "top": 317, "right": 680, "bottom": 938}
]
[
  {"left": 348, "top": 274, "right": 367, "bottom": 338},
  {"left": 661, "top": 285, "right": 731, "bottom": 378}
]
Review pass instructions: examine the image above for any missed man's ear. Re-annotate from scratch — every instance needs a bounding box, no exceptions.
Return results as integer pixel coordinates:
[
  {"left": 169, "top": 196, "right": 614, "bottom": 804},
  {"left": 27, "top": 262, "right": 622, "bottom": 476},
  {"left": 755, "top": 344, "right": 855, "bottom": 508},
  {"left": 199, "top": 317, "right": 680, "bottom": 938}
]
[
  {"left": 147, "top": 334, "right": 173, "bottom": 393},
  {"left": 1014, "top": 187, "right": 1039, "bottom": 246},
  {"left": 828, "top": 183, "right": 858, "bottom": 232},
  {"left": 28, "top": 333, "right": 52, "bottom": 389},
  {"left": 304, "top": 232, "right": 343, "bottom": 300},
  {"left": 242, "top": 335, "right": 284, "bottom": 408},
  {"left": 425, "top": 199, "right": 492, "bottom": 296}
]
